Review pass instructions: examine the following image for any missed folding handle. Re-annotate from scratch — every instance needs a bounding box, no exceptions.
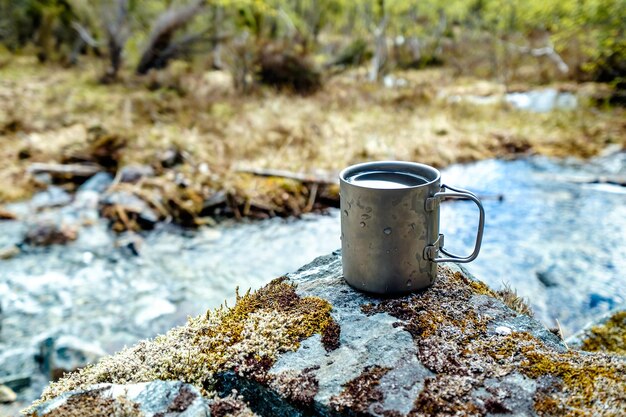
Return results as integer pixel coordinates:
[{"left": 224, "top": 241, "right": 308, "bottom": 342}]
[{"left": 429, "top": 184, "right": 485, "bottom": 263}]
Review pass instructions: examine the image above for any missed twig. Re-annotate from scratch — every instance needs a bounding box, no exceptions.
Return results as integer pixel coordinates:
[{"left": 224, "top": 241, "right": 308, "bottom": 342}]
[
  {"left": 114, "top": 204, "right": 133, "bottom": 231},
  {"left": 28, "top": 163, "right": 102, "bottom": 177},
  {"left": 305, "top": 183, "right": 319, "bottom": 212},
  {"left": 235, "top": 167, "right": 337, "bottom": 185},
  {"left": 556, "top": 319, "right": 568, "bottom": 349}
]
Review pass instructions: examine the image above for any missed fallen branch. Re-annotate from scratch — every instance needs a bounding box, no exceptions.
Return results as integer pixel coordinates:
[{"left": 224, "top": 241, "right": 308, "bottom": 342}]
[
  {"left": 28, "top": 163, "right": 102, "bottom": 177},
  {"left": 510, "top": 42, "right": 569, "bottom": 74},
  {"left": 235, "top": 167, "right": 338, "bottom": 185}
]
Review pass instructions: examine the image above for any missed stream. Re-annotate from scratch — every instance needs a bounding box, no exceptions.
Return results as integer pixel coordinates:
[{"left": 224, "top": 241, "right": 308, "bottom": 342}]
[{"left": 0, "top": 152, "right": 625, "bottom": 408}]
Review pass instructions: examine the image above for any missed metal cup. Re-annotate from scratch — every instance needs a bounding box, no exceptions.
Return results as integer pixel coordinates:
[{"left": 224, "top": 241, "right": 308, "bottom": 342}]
[{"left": 339, "top": 161, "right": 485, "bottom": 294}]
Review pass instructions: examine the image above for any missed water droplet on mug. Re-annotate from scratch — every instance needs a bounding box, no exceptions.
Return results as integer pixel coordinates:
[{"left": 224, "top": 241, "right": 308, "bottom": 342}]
[
  {"left": 406, "top": 280, "right": 412, "bottom": 287},
  {"left": 343, "top": 210, "right": 349, "bottom": 216},
  {"left": 360, "top": 222, "right": 366, "bottom": 228},
  {"left": 361, "top": 213, "right": 371, "bottom": 220},
  {"left": 386, "top": 250, "right": 390, "bottom": 254},
  {"left": 365, "top": 207, "right": 372, "bottom": 213},
  {"left": 383, "top": 227, "right": 392, "bottom": 235}
]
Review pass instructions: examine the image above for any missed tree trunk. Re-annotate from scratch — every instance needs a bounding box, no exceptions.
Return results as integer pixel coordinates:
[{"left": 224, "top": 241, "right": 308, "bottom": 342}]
[
  {"left": 369, "top": 0, "right": 388, "bottom": 82},
  {"left": 210, "top": 5, "right": 224, "bottom": 69},
  {"left": 136, "top": 0, "right": 206, "bottom": 75}
]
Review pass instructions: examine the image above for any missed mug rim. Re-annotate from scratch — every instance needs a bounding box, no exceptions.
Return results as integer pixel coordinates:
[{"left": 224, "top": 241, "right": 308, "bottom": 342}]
[{"left": 339, "top": 160, "right": 441, "bottom": 190}]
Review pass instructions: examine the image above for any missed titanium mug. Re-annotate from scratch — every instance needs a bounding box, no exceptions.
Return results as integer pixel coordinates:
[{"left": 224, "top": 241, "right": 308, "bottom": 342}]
[{"left": 339, "top": 161, "right": 485, "bottom": 294}]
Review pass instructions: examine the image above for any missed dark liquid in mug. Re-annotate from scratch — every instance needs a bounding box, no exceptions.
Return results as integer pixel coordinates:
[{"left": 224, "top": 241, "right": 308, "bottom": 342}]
[{"left": 346, "top": 171, "right": 428, "bottom": 189}]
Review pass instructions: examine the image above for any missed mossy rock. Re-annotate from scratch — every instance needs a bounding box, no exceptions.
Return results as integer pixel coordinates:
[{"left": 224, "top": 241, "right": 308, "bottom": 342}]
[
  {"left": 567, "top": 307, "right": 626, "bottom": 356},
  {"left": 29, "top": 253, "right": 626, "bottom": 416}
]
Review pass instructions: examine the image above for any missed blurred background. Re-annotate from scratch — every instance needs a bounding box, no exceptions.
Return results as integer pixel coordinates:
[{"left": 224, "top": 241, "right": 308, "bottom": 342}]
[{"left": 0, "top": 0, "right": 625, "bottom": 413}]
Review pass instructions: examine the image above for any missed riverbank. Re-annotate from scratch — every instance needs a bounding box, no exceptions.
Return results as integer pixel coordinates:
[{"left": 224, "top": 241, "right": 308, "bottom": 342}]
[{"left": 1, "top": 56, "right": 624, "bottom": 227}]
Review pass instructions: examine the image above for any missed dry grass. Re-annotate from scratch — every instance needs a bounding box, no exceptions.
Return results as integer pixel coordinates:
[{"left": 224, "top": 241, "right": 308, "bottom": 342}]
[{"left": 1, "top": 55, "right": 624, "bottom": 210}]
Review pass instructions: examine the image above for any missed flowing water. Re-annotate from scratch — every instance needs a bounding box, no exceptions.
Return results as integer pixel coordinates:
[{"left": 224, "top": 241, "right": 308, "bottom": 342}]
[
  {"left": 0, "top": 152, "right": 625, "bottom": 407},
  {"left": 447, "top": 88, "right": 578, "bottom": 112}
]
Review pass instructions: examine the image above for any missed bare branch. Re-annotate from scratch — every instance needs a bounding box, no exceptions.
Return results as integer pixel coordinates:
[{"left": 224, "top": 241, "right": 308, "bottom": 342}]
[
  {"left": 70, "top": 21, "right": 99, "bottom": 48},
  {"left": 512, "top": 42, "right": 569, "bottom": 74}
]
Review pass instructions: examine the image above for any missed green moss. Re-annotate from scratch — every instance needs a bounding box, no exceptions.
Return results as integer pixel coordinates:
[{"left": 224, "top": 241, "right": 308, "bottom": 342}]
[
  {"left": 31, "top": 278, "right": 336, "bottom": 410},
  {"left": 477, "top": 331, "right": 626, "bottom": 415},
  {"left": 362, "top": 270, "right": 490, "bottom": 341},
  {"left": 580, "top": 311, "right": 626, "bottom": 355}
]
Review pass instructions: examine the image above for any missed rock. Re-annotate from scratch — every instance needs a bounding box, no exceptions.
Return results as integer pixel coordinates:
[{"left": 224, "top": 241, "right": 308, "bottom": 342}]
[
  {"left": 0, "top": 244, "right": 19, "bottom": 259},
  {"left": 77, "top": 172, "right": 114, "bottom": 193},
  {"left": 0, "top": 348, "right": 38, "bottom": 399},
  {"left": 29, "top": 253, "right": 626, "bottom": 416},
  {"left": 37, "top": 335, "right": 106, "bottom": 381},
  {"left": 0, "top": 385, "right": 17, "bottom": 403},
  {"left": 23, "top": 222, "right": 78, "bottom": 246},
  {"left": 535, "top": 266, "right": 560, "bottom": 288},
  {"left": 567, "top": 305, "right": 626, "bottom": 355},
  {"left": 0, "top": 207, "right": 17, "bottom": 220},
  {"left": 118, "top": 165, "right": 155, "bottom": 184},
  {"left": 30, "top": 186, "right": 72, "bottom": 210},
  {"left": 27, "top": 381, "right": 210, "bottom": 416},
  {"left": 0, "top": 375, "right": 32, "bottom": 392}
]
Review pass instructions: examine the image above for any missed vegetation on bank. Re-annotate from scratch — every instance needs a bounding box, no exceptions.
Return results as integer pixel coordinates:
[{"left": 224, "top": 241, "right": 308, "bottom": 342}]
[{"left": 1, "top": 57, "right": 624, "bottom": 228}]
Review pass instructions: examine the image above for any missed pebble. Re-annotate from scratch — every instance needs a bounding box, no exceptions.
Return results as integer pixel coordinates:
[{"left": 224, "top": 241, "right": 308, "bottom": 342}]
[
  {"left": 495, "top": 326, "right": 513, "bottom": 335},
  {"left": 81, "top": 252, "right": 94, "bottom": 264},
  {"left": 0, "top": 245, "right": 20, "bottom": 260},
  {"left": 77, "top": 172, "right": 113, "bottom": 193},
  {"left": 118, "top": 165, "right": 154, "bottom": 183},
  {"left": 0, "top": 385, "right": 17, "bottom": 403}
]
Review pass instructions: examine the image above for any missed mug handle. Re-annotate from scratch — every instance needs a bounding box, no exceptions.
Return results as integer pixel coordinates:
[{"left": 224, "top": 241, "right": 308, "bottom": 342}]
[{"left": 425, "top": 184, "right": 485, "bottom": 263}]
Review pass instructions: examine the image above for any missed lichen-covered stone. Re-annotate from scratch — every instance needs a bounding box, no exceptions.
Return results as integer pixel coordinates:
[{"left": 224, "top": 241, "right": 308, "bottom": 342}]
[
  {"left": 264, "top": 254, "right": 625, "bottom": 416},
  {"left": 28, "top": 253, "right": 626, "bottom": 416}
]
